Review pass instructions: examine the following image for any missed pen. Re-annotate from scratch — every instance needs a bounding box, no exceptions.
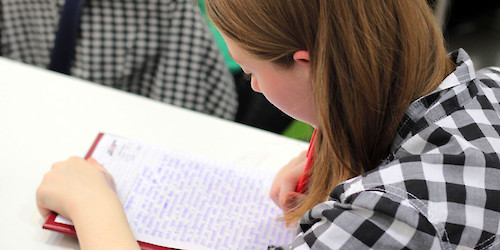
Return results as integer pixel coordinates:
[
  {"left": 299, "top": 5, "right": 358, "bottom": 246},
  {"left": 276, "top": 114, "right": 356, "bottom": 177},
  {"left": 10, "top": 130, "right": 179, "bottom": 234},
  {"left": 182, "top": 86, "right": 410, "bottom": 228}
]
[{"left": 295, "top": 129, "right": 317, "bottom": 194}]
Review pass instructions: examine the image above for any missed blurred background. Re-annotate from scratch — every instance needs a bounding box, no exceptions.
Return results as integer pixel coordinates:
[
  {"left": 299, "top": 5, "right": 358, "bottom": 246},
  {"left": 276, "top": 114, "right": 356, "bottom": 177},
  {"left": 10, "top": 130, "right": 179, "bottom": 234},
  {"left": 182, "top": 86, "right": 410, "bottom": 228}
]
[{"left": 435, "top": 0, "right": 500, "bottom": 69}]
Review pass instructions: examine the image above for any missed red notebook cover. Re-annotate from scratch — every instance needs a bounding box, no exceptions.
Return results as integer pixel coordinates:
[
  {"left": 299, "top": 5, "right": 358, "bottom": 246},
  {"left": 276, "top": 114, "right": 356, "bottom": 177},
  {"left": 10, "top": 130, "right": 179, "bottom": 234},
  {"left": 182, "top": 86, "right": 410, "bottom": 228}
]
[{"left": 42, "top": 133, "right": 173, "bottom": 250}]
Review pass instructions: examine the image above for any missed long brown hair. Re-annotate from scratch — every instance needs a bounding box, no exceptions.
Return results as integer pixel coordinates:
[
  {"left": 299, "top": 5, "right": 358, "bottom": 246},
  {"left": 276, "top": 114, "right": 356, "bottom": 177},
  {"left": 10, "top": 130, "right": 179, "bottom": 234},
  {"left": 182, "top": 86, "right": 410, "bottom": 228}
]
[{"left": 207, "top": 0, "right": 454, "bottom": 222}]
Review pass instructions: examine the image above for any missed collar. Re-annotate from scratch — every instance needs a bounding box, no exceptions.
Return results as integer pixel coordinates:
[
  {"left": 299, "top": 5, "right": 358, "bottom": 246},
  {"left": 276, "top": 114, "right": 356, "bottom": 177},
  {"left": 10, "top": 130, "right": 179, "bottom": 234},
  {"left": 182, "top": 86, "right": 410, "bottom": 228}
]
[{"left": 387, "top": 49, "right": 477, "bottom": 158}]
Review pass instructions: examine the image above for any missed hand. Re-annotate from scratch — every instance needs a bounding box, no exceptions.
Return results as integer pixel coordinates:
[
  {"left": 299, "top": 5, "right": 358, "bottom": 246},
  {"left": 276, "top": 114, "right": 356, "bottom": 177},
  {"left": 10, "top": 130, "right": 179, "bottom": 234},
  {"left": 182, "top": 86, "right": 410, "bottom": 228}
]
[
  {"left": 36, "top": 156, "right": 117, "bottom": 221},
  {"left": 37, "top": 156, "right": 139, "bottom": 249},
  {"left": 270, "top": 150, "right": 308, "bottom": 212}
]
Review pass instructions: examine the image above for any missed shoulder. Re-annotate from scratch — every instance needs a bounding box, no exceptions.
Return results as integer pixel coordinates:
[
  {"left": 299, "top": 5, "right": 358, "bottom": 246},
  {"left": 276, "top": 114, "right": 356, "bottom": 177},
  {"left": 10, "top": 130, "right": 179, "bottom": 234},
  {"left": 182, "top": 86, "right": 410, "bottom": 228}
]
[
  {"left": 292, "top": 108, "right": 500, "bottom": 249},
  {"left": 394, "top": 67, "right": 500, "bottom": 160},
  {"left": 290, "top": 151, "right": 500, "bottom": 249}
]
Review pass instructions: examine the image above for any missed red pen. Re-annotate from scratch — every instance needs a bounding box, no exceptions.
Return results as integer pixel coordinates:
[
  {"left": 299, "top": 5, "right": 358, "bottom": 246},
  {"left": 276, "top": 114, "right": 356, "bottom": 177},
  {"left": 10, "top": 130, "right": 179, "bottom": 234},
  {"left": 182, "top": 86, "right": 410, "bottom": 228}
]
[{"left": 295, "top": 129, "right": 317, "bottom": 194}]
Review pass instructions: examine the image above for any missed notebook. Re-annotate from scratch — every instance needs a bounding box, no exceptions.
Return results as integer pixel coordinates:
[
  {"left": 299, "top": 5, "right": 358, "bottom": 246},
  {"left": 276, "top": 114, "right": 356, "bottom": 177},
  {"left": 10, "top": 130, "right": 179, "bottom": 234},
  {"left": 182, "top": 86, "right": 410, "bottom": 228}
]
[{"left": 43, "top": 133, "right": 297, "bottom": 249}]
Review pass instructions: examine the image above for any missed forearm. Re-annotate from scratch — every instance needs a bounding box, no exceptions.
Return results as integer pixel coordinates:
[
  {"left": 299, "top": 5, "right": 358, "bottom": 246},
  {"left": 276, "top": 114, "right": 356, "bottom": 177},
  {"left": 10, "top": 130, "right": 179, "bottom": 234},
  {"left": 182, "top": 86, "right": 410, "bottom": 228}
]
[{"left": 71, "top": 190, "right": 140, "bottom": 250}]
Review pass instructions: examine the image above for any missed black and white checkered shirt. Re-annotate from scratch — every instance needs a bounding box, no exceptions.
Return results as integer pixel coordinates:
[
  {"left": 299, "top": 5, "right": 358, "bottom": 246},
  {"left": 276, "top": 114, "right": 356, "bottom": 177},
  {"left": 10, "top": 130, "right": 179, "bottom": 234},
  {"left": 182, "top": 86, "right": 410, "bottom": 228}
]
[
  {"left": 273, "top": 49, "right": 500, "bottom": 249},
  {"left": 0, "top": 0, "right": 237, "bottom": 119}
]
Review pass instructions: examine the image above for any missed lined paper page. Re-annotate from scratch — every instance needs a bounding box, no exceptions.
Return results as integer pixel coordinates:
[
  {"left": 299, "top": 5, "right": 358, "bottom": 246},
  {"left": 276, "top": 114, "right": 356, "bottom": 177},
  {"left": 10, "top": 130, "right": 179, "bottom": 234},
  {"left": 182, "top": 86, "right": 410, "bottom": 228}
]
[{"left": 58, "top": 134, "right": 296, "bottom": 249}]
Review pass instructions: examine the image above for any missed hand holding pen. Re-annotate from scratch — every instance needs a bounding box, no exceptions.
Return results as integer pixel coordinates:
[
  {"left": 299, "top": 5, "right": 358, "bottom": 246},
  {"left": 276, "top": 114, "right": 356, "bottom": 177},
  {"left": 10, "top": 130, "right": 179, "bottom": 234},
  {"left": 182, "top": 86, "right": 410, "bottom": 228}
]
[{"left": 270, "top": 130, "right": 316, "bottom": 212}]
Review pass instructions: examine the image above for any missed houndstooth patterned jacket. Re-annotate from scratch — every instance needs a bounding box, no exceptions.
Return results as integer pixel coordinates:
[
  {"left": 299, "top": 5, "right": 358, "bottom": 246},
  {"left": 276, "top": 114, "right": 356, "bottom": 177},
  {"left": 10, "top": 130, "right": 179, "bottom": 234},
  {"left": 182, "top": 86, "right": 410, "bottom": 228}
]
[{"left": 0, "top": 0, "right": 238, "bottom": 119}]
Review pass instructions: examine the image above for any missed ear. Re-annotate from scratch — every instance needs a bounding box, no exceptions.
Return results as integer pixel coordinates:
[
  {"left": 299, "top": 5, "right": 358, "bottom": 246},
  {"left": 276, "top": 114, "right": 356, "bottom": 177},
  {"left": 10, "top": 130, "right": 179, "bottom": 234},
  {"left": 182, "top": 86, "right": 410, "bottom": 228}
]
[{"left": 293, "top": 50, "right": 310, "bottom": 64}]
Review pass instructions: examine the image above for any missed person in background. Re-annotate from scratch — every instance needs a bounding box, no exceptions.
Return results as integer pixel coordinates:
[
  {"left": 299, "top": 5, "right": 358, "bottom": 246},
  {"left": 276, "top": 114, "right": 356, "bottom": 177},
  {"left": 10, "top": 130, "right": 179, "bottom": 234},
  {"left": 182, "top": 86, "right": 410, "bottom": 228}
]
[
  {"left": 0, "top": 0, "right": 237, "bottom": 119},
  {"left": 35, "top": 0, "right": 500, "bottom": 249}
]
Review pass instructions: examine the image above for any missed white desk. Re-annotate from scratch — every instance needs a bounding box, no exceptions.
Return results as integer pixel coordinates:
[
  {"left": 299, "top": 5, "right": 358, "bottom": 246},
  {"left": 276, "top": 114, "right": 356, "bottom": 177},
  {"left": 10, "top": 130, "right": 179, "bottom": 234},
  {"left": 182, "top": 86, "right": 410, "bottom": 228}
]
[{"left": 0, "top": 57, "right": 308, "bottom": 249}]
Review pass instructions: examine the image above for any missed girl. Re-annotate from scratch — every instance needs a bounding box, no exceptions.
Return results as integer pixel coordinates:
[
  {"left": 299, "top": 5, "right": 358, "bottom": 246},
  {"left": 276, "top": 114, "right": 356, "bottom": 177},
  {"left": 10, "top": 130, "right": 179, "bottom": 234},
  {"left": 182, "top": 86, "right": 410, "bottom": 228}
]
[{"left": 37, "top": 0, "right": 500, "bottom": 249}]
